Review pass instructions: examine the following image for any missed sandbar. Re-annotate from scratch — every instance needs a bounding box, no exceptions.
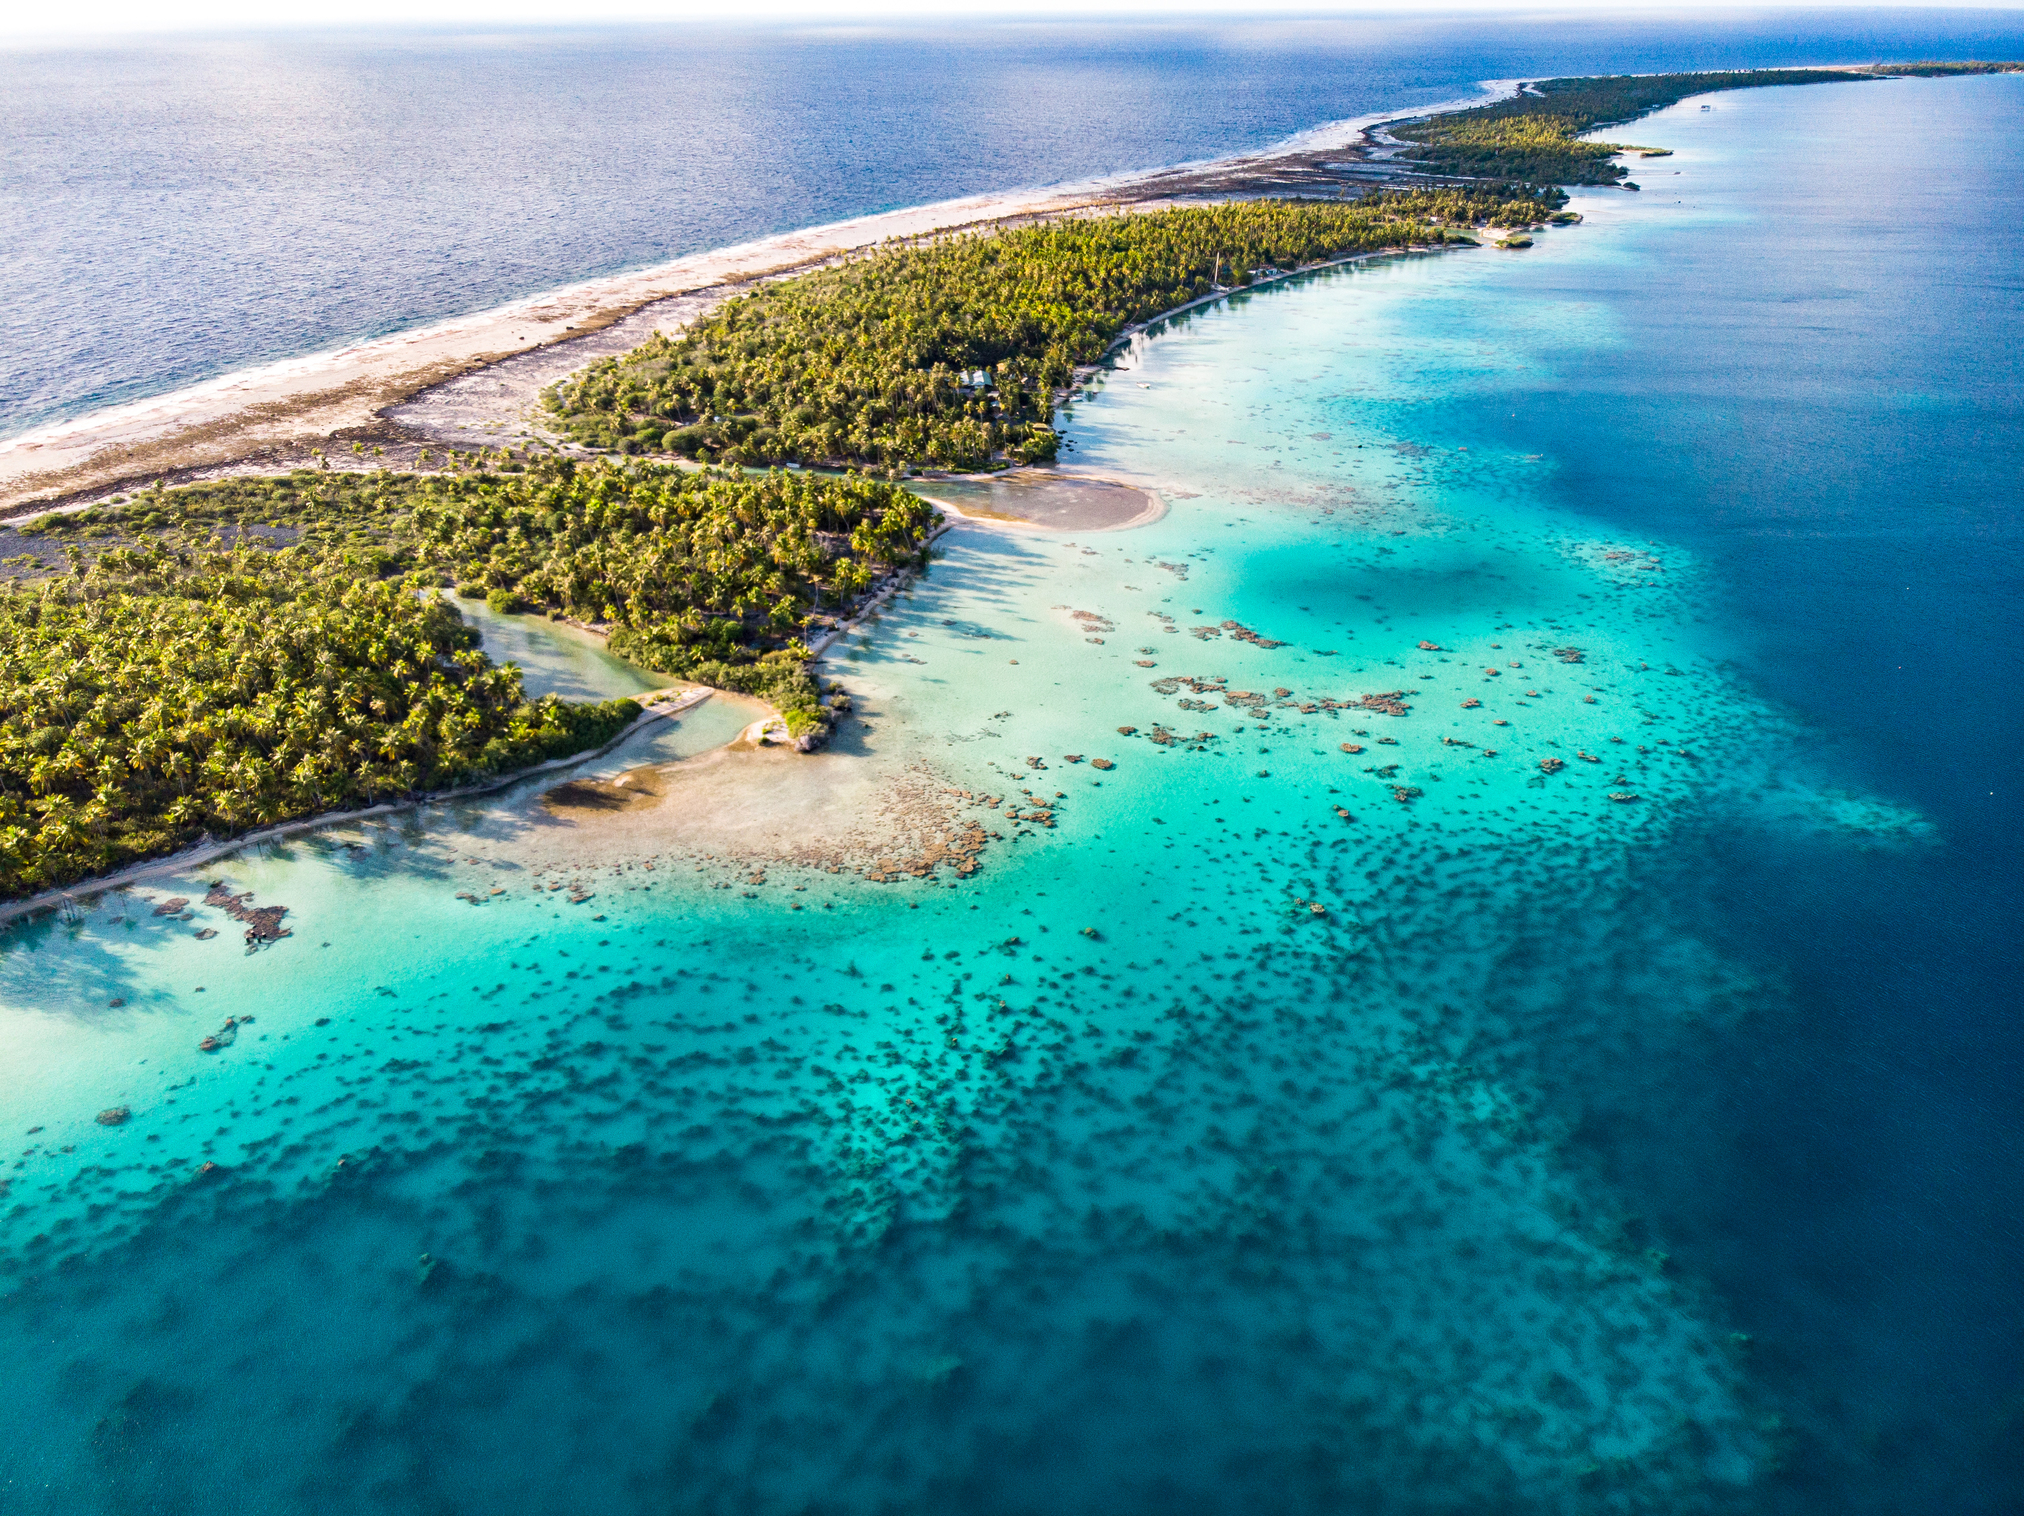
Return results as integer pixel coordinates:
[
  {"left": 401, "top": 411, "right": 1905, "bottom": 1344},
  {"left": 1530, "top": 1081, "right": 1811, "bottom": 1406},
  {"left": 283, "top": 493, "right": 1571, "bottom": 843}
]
[{"left": 910, "top": 473, "right": 1164, "bottom": 533}]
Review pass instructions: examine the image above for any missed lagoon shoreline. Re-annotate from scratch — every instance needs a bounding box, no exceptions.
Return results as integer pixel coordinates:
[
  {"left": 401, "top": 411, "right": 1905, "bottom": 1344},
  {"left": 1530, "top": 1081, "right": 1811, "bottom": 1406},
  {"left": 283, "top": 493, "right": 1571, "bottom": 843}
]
[
  {"left": 0, "top": 63, "right": 1970, "bottom": 916},
  {"left": 0, "top": 685, "right": 714, "bottom": 926}
]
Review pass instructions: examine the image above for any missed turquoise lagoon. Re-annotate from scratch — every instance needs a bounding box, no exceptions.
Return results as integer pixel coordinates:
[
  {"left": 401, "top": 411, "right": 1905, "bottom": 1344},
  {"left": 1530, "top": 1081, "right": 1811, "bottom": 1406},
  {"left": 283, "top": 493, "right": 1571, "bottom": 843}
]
[
  {"left": 2, "top": 77, "right": 2018, "bottom": 1513},
  {"left": 441, "top": 592, "right": 671, "bottom": 705}
]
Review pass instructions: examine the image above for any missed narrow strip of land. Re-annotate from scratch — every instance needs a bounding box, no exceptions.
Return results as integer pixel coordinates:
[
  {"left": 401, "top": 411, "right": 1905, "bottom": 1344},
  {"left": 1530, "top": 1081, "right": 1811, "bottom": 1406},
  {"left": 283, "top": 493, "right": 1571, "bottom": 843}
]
[{"left": 18, "top": 63, "right": 2013, "bottom": 514}]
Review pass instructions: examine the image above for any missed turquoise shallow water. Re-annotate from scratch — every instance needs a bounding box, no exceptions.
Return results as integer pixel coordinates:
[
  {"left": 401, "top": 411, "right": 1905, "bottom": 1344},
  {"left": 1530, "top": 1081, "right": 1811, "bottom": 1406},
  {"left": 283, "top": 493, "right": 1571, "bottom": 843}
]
[
  {"left": 2, "top": 76, "right": 2018, "bottom": 1513},
  {"left": 445, "top": 593, "right": 668, "bottom": 704}
]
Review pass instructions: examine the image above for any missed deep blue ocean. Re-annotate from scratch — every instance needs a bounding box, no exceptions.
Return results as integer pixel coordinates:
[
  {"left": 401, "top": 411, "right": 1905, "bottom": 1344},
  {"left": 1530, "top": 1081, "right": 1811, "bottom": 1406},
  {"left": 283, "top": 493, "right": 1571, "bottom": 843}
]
[{"left": 1, "top": 20, "right": 2021, "bottom": 1516}]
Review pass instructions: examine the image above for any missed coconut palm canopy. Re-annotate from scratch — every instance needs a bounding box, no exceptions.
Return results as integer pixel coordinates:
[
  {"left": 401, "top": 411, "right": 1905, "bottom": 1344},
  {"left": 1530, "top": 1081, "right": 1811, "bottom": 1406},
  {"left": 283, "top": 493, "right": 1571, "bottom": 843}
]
[
  {"left": 547, "top": 189, "right": 1557, "bottom": 471},
  {"left": 0, "top": 460, "right": 935, "bottom": 895}
]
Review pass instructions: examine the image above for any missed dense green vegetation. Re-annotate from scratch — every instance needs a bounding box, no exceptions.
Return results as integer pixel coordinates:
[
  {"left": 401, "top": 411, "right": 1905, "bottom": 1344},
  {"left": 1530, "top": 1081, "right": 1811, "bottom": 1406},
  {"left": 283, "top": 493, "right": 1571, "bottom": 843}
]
[
  {"left": 1392, "top": 64, "right": 2022, "bottom": 185},
  {"left": 545, "top": 190, "right": 1559, "bottom": 471},
  {"left": 1864, "top": 60, "right": 2024, "bottom": 77},
  {"left": 0, "top": 458, "right": 935, "bottom": 896},
  {"left": 1392, "top": 70, "right": 1862, "bottom": 184}
]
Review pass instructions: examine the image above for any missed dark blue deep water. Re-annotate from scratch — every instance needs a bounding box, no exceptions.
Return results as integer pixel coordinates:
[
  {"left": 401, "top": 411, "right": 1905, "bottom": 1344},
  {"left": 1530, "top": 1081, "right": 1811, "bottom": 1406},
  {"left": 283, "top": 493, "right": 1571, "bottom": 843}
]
[
  {"left": 0, "top": 27, "right": 2020, "bottom": 1516},
  {"left": 1403, "top": 75, "right": 2024, "bottom": 1506},
  {"left": 6, "top": 11, "right": 2024, "bottom": 438}
]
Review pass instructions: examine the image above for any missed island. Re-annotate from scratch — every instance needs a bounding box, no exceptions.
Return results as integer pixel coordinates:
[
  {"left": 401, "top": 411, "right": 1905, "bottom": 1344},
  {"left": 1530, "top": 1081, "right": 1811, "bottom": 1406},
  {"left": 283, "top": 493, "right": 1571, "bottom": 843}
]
[{"left": 2, "top": 62, "right": 2016, "bottom": 906}]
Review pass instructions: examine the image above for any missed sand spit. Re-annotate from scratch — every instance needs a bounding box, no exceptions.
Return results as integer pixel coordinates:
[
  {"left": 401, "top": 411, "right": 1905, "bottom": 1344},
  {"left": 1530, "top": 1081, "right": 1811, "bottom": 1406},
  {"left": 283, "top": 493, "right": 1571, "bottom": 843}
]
[
  {"left": 914, "top": 473, "right": 1165, "bottom": 534},
  {"left": 0, "top": 86, "right": 1514, "bottom": 515}
]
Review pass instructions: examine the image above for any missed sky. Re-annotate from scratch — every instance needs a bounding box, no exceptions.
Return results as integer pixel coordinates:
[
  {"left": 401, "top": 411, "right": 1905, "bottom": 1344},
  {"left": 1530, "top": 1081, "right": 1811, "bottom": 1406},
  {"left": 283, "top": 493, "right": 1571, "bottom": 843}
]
[{"left": 8, "top": 0, "right": 2022, "bottom": 41}]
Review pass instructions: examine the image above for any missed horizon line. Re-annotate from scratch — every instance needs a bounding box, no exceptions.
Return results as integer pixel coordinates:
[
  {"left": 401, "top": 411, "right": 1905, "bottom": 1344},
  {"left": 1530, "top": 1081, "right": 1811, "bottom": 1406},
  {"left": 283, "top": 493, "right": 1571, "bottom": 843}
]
[{"left": 12, "top": 2, "right": 2024, "bottom": 46}]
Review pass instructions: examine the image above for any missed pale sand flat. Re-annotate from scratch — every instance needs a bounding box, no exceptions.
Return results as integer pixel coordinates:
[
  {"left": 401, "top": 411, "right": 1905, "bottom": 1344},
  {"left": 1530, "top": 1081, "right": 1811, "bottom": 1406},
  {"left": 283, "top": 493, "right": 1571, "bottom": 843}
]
[
  {"left": 912, "top": 474, "right": 1165, "bottom": 534},
  {"left": 524, "top": 738, "right": 983, "bottom": 885}
]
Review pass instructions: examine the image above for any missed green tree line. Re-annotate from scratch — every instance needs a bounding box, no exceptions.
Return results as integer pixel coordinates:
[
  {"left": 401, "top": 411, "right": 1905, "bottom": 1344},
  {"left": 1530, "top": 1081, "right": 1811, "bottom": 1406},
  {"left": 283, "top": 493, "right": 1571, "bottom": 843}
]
[
  {"left": 545, "top": 189, "right": 1557, "bottom": 471},
  {"left": 1391, "top": 65, "right": 2021, "bottom": 185},
  {"left": 0, "top": 458, "right": 935, "bottom": 897}
]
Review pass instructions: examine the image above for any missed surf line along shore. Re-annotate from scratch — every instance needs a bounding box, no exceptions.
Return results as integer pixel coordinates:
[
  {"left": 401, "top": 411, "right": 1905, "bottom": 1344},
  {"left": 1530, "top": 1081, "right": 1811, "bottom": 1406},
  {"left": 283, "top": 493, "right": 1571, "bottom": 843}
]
[
  {"left": 2, "top": 218, "right": 1478, "bottom": 536},
  {"left": 0, "top": 686, "right": 711, "bottom": 927},
  {"left": 0, "top": 83, "right": 1521, "bottom": 516}
]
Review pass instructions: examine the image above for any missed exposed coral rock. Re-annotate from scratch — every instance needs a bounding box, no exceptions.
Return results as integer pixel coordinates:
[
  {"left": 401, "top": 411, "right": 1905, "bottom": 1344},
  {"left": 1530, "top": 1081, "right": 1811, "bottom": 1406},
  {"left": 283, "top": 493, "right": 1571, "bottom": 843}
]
[
  {"left": 203, "top": 883, "right": 292, "bottom": 948},
  {"left": 197, "top": 1016, "right": 241, "bottom": 1053}
]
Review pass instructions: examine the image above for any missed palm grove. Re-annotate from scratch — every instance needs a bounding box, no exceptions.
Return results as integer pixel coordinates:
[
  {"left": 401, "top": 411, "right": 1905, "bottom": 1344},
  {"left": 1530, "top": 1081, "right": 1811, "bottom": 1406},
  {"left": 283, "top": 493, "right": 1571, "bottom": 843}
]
[
  {"left": 543, "top": 189, "right": 1556, "bottom": 469},
  {"left": 0, "top": 464, "right": 933, "bottom": 894}
]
